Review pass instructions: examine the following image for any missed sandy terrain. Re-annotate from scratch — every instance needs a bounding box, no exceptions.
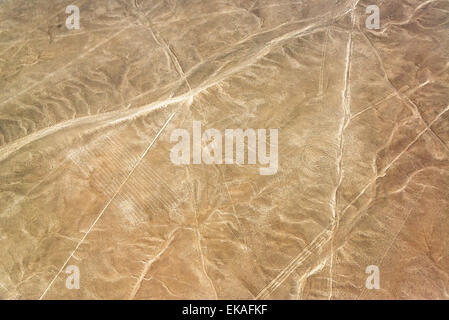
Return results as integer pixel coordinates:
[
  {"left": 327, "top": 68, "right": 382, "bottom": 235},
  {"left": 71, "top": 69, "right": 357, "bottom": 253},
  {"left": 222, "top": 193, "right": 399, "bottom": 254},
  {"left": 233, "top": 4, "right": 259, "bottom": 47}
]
[{"left": 0, "top": 0, "right": 448, "bottom": 299}]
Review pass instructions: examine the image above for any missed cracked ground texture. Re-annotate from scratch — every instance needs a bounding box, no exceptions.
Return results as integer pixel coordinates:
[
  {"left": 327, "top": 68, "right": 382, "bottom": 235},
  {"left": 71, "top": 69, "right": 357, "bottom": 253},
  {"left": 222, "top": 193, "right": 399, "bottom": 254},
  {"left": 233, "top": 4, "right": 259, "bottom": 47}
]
[{"left": 0, "top": 0, "right": 448, "bottom": 300}]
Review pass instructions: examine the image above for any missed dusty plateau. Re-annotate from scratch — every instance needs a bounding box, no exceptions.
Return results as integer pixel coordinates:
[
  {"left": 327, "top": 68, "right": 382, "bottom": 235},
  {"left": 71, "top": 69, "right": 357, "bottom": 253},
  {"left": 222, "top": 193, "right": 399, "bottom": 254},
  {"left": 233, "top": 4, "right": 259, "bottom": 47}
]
[{"left": 0, "top": 0, "right": 449, "bottom": 299}]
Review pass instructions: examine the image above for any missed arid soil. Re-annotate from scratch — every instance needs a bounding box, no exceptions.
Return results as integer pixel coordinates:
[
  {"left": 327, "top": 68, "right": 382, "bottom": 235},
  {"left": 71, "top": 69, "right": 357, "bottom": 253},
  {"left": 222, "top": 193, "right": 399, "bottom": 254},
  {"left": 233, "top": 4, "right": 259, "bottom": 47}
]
[{"left": 0, "top": 0, "right": 448, "bottom": 299}]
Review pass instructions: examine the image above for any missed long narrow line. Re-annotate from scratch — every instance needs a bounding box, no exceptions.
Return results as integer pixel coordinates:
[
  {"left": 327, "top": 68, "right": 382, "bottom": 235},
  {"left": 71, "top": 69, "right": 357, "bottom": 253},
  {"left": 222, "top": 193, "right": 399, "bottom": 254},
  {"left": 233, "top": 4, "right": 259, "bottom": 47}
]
[{"left": 39, "top": 112, "right": 176, "bottom": 299}]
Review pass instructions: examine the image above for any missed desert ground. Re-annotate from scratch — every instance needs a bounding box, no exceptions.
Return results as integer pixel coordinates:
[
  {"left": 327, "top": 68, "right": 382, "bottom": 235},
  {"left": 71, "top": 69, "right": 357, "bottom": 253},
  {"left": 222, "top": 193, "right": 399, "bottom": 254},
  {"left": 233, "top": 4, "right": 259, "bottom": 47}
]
[{"left": 0, "top": 0, "right": 448, "bottom": 299}]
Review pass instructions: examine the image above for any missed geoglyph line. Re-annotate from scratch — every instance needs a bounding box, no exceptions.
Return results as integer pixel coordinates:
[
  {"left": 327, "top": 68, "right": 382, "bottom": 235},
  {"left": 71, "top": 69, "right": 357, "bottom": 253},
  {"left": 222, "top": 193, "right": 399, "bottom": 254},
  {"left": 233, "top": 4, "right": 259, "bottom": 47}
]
[{"left": 39, "top": 112, "right": 176, "bottom": 299}]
